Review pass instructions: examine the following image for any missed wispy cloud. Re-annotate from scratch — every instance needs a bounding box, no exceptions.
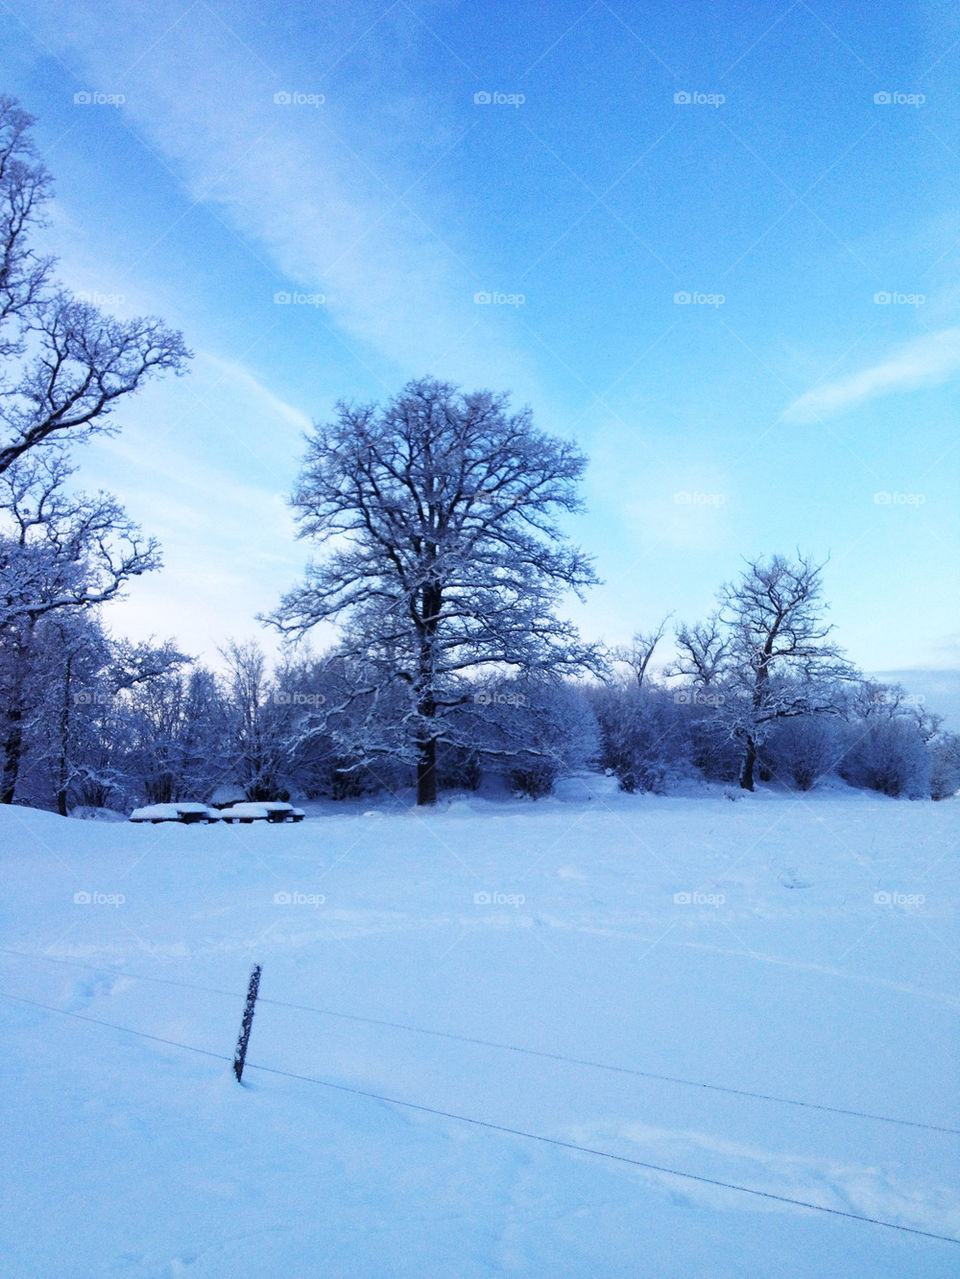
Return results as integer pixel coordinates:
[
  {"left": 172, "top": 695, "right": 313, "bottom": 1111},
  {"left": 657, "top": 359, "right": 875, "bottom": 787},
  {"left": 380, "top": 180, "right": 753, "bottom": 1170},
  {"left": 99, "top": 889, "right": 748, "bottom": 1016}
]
[
  {"left": 26, "top": 0, "right": 538, "bottom": 396},
  {"left": 201, "top": 354, "right": 313, "bottom": 434},
  {"left": 786, "top": 328, "right": 960, "bottom": 422}
]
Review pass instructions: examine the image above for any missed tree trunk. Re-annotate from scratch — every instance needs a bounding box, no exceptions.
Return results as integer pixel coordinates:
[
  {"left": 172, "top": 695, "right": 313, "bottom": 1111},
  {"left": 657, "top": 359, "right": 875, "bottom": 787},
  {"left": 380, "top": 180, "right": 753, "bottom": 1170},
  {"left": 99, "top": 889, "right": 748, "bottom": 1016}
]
[
  {"left": 0, "top": 630, "right": 33, "bottom": 805},
  {"left": 741, "top": 654, "right": 771, "bottom": 791},
  {"left": 416, "top": 735, "right": 438, "bottom": 806},
  {"left": 415, "top": 586, "right": 442, "bottom": 806},
  {"left": 739, "top": 736, "right": 757, "bottom": 791},
  {"left": 56, "top": 653, "right": 73, "bottom": 816},
  {"left": 0, "top": 705, "right": 23, "bottom": 804}
]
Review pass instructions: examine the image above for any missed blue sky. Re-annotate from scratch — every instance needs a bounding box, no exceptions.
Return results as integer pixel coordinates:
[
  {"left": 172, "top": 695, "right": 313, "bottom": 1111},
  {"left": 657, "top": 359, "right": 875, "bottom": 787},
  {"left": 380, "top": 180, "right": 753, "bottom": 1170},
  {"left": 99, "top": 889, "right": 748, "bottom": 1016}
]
[{"left": 2, "top": 0, "right": 959, "bottom": 677}]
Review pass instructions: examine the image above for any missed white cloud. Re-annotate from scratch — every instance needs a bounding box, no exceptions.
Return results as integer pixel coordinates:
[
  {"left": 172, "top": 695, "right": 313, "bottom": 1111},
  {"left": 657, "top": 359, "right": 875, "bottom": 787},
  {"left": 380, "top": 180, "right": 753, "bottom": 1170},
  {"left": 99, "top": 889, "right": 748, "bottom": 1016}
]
[
  {"left": 26, "top": 0, "right": 540, "bottom": 397},
  {"left": 786, "top": 328, "right": 960, "bottom": 421},
  {"left": 199, "top": 354, "right": 313, "bottom": 433}
]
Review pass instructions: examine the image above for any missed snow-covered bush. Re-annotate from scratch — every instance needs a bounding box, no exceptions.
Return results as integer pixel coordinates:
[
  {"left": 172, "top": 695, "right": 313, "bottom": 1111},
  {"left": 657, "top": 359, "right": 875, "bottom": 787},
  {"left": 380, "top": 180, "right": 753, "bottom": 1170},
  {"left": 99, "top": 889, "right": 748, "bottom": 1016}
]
[
  {"left": 928, "top": 732, "right": 960, "bottom": 800},
  {"left": 469, "top": 679, "right": 599, "bottom": 799},
  {"left": 839, "top": 716, "right": 930, "bottom": 798},
  {"left": 763, "top": 715, "right": 843, "bottom": 791},
  {"left": 509, "top": 757, "right": 557, "bottom": 799},
  {"left": 689, "top": 717, "right": 741, "bottom": 782},
  {"left": 291, "top": 656, "right": 415, "bottom": 799},
  {"left": 591, "top": 681, "right": 692, "bottom": 793},
  {"left": 435, "top": 741, "right": 481, "bottom": 792}
]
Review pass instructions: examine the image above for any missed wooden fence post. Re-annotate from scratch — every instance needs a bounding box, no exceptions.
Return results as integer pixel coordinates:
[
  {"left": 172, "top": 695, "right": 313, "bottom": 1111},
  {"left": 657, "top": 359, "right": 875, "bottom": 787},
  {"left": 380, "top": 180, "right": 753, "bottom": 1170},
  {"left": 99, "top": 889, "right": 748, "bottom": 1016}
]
[{"left": 233, "top": 963, "right": 261, "bottom": 1083}]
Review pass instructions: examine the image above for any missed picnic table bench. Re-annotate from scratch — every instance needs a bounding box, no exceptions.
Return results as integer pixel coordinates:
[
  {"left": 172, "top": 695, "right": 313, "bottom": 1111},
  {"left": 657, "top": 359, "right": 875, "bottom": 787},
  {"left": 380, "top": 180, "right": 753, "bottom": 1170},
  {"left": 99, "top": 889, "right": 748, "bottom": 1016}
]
[
  {"left": 218, "top": 802, "right": 306, "bottom": 824},
  {"left": 129, "top": 803, "right": 221, "bottom": 824},
  {"left": 130, "top": 801, "right": 306, "bottom": 825}
]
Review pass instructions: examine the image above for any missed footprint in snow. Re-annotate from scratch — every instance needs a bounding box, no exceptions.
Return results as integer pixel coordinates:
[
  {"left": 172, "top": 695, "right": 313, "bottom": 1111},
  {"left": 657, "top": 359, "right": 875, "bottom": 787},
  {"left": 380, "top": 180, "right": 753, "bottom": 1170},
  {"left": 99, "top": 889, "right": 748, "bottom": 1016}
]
[
  {"left": 64, "top": 972, "right": 120, "bottom": 1010},
  {"left": 779, "top": 870, "right": 813, "bottom": 889}
]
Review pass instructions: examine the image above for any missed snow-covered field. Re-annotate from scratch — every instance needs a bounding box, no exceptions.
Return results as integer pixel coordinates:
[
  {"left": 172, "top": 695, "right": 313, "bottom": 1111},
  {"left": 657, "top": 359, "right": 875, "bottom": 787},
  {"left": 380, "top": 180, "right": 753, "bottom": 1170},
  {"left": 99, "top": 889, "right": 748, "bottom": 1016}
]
[{"left": 2, "top": 781, "right": 958, "bottom": 1278}]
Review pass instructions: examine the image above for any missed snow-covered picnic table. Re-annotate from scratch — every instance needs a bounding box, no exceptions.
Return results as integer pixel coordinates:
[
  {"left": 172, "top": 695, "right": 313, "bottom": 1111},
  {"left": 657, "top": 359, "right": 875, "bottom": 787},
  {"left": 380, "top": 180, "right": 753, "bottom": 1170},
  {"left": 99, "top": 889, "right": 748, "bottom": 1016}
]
[
  {"left": 129, "top": 803, "right": 221, "bottom": 824},
  {"left": 218, "top": 802, "right": 306, "bottom": 824},
  {"left": 129, "top": 801, "right": 306, "bottom": 825}
]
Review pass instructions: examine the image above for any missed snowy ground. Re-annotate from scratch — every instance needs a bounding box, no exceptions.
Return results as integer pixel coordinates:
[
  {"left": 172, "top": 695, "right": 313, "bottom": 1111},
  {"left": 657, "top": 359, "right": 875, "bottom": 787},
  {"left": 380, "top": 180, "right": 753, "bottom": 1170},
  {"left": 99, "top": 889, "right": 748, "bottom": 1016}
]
[{"left": 1, "top": 780, "right": 958, "bottom": 1278}]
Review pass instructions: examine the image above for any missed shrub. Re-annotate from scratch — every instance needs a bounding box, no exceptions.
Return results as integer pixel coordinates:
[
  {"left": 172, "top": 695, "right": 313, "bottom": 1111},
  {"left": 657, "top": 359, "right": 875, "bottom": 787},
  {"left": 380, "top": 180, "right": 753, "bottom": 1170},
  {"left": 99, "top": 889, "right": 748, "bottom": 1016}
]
[
  {"left": 764, "top": 716, "right": 842, "bottom": 791},
  {"left": 591, "top": 682, "right": 691, "bottom": 793},
  {"left": 928, "top": 733, "right": 960, "bottom": 800},
  {"left": 839, "top": 717, "right": 930, "bottom": 798}
]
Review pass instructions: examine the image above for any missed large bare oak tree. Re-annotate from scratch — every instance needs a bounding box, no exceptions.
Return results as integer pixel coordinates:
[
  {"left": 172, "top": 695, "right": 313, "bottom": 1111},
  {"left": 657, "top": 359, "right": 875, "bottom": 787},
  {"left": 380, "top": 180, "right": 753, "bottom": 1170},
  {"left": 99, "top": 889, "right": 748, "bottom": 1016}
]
[{"left": 269, "top": 377, "right": 599, "bottom": 804}]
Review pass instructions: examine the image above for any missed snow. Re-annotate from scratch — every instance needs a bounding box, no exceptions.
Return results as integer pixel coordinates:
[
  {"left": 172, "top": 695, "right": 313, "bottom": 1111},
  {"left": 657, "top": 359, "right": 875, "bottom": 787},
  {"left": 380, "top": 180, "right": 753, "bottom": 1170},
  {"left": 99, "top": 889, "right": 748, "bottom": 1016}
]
[
  {"left": 552, "top": 771, "right": 620, "bottom": 801},
  {"left": 129, "top": 803, "right": 221, "bottom": 823},
  {"left": 218, "top": 802, "right": 270, "bottom": 821},
  {"left": 70, "top": 805, "right": 129, "bottom": 822},
  {"left": 259, "top": 802, "right": 306, "bottom": 819},
  {"left": 217, "top": 802, "right": 306, "bottom": 823},
  {"left": 1, "top": 785, "right": 958, "bottom": 1277}
]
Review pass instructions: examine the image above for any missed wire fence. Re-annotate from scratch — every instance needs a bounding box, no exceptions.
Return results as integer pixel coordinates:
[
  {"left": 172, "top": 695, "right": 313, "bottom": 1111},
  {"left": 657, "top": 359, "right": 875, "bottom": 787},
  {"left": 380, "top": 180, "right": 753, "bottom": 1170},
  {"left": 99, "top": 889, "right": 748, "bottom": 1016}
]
[
  {"left": 2, "top": 952, "right": 958, "bottom": 1248},
  {"left": 1, "top": 946, "right": 956, "bottom": 1135}
]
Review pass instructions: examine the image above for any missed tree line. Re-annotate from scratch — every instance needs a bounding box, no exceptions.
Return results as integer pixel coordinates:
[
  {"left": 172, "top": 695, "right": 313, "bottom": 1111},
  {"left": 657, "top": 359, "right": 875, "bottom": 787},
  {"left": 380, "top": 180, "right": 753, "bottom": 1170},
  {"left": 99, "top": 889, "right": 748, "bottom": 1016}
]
[
  {"left": 5, "top": 576, "right": 957, "bottom": 815},
  {"left": 1, "top": 95, "right": 957, "bottom": 812}
]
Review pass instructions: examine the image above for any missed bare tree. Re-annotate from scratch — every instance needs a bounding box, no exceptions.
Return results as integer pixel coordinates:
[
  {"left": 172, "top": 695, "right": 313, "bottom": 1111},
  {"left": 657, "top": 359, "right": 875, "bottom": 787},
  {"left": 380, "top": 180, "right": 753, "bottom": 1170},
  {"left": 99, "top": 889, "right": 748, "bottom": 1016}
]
[
  {"left": 268, "top": 377, "right": 600, "bottom": 804},
  {"left": 9, "top": 609, "right": 111, "bottom": 813},
  {"left": 0, "top": 96, "right": 190, "bottom": 474},
  {"left": 220, "top": 640, "right": 297, "bottom": 800},
  {"left": 668, "top": 614, "right": 730, "bottom": 687},
  {"left": 122, "top": 661, "right": 230, "bottom": 805},
  {"left": 0, "top": 452, "right": 164, "bottom": 803},
  {"left": 0, "top": 450, "right": 160, "bottom": 630},
  {"left": 0, "top": 95, "right": 187, "bottom": 771},
  {"left": 613, "top": 613, "right": 673, "bottom": 689},
  {"left": 854, "top": 679, "right": 942, "bottom": 740},
  {"left": 719, "top": 553, "right": 856, "bottom": 789},
  {"left": 0, "top": 97, "right": 52, "bottom": 359}
]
